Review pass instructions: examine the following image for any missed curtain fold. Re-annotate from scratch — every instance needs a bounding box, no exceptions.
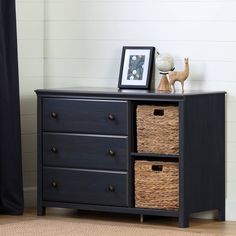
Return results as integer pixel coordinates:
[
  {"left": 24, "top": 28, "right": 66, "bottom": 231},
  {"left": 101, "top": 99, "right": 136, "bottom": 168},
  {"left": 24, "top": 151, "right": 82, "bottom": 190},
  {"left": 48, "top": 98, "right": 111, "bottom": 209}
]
[{"left": 0, "top": 0, "right": 24, "bottom": 214}]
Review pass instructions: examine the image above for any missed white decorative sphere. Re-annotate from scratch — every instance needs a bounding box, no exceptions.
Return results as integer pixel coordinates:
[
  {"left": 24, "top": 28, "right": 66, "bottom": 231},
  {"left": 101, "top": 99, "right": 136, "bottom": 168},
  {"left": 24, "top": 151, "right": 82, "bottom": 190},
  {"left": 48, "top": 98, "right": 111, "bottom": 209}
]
[{"left": 156, "top": 53, "right": 174, "bottom": 72}]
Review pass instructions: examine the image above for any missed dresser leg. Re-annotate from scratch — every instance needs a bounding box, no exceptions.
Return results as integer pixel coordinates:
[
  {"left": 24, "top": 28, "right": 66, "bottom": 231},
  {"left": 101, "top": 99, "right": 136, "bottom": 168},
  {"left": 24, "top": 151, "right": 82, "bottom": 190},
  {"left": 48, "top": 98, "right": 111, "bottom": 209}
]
[
  {"left": 37, "top": 206, "right": 46, "bottom": 216},
  {"left": 179, "top": 215, "right": 189, "bottom": 228},
  {"left": 140, "top": 214, "right": 144, "bottom": 223}
]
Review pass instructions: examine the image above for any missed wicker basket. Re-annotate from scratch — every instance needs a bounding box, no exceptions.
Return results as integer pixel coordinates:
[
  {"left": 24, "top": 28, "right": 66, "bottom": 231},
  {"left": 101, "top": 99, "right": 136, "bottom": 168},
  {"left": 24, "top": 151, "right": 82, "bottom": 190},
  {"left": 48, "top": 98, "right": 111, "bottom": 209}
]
[
  {"left": 136, "top": 105, "right": 179, "bottom": 155},
  {"left": 135, "top": 160, "right": 179, "bottom": 210}
]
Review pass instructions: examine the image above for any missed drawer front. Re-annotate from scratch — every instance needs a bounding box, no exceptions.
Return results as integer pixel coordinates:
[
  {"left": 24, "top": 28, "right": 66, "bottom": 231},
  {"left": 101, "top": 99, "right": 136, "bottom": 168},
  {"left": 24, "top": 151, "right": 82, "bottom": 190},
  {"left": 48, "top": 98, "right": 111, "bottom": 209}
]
[
  {"left": 42, "top": 98, "right": 128, "bottom": 135},
  {"left": 43, "top": 133, "right": 128, "bottom": 170},
  {"left": 43, "top": 168, "right": 129, "bottom": 207}
]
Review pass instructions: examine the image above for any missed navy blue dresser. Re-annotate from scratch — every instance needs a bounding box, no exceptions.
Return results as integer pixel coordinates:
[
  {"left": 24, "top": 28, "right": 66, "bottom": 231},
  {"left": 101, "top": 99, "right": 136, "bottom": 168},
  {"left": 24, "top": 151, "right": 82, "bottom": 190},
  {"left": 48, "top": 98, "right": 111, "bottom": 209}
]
[{"left": 35, "top": 87, "right": 226, "bottom": 228}]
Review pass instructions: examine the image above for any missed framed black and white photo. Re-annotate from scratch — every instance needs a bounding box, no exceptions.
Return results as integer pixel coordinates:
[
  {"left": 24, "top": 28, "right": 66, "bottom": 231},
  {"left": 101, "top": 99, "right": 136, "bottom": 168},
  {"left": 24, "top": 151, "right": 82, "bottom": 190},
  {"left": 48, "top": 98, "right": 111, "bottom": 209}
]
[{"left": 118, "top": 46, "right": 155, "bottom": 89}]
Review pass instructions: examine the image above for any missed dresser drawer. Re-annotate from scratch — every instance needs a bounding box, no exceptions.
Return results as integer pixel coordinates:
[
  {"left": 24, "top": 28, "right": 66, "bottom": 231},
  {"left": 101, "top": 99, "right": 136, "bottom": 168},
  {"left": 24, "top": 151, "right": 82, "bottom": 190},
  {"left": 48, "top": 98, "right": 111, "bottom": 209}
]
[
  {"left": 43, "top": 133, "right": 128, "bottom": 170},
  {"left": 42, "top": 98, "right": 128, "bottom": 135},
  {"left": 43, "top": 168, "right": 129, "bottom": 207}
]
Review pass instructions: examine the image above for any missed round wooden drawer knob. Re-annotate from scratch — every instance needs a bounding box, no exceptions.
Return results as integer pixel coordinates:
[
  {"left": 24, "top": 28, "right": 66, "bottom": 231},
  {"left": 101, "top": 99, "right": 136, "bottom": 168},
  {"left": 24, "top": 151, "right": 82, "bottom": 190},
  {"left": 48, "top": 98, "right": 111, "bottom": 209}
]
[
  {"left": 51, "top": 181, "right": 58, "bottom": 188},
  {"left": 108, "top": 114, "right": 115, "bottom": 121},
  {"left": 51, "top": 147, "right": 58, "bottom": 153},
  {"left": 108, "top": 150, "right": 115, "bottom": 156},
  {"left": 108, "top": 185, "right": 115, "bottom": 192},
  {"left": 51, "top": 112, "right": 58, "bottom": 118}
]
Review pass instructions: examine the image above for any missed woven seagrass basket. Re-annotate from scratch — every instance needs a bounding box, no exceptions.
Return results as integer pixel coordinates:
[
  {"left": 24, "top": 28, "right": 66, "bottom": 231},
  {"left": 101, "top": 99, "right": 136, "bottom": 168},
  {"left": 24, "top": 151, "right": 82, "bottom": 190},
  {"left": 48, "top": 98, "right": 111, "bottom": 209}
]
[
  {"left": 136, "top": 105, "right": 179, "bottom": 155},
  {"left": 135, "top": 160, "right": 179, "bottom": 210}
]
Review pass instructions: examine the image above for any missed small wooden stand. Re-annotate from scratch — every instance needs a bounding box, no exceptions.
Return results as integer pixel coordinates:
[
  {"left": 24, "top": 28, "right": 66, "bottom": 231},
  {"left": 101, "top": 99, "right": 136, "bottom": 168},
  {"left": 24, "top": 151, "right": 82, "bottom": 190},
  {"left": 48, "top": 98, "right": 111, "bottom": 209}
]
[{"left": 157, "top": 73, "right": 171, "bottom": 92}]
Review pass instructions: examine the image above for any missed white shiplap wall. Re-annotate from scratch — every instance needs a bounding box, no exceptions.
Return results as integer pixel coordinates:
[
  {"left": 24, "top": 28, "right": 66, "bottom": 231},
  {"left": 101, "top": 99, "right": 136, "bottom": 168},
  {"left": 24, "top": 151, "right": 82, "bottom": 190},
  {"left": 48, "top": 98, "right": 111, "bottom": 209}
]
[
  {"left": 16, "top": 0, "right": 44, "bottom": 207},
  {"left": 44, "top": 0, "right": 236, "bottom": 220}
]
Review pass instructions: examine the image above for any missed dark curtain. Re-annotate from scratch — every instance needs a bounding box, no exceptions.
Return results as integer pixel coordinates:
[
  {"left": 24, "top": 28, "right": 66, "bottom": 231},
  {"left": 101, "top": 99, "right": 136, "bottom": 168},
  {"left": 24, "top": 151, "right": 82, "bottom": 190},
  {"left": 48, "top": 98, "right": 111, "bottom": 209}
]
[{"left": 0, "top": 0, "right": 24, "bottom": 214}]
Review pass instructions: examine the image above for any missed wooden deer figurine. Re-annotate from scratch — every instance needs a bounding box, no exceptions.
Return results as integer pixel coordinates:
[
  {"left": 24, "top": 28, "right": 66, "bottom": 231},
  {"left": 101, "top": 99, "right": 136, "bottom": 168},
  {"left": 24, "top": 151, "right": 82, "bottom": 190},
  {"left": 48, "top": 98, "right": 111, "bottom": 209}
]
[{"left": 168, "top": 58, "right": 189, "bottom": 93}]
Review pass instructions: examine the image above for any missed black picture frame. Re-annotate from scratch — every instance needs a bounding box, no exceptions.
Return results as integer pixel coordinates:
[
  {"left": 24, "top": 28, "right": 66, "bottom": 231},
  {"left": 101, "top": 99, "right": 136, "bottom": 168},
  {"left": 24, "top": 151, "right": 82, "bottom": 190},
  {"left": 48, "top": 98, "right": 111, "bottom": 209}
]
[{"left": 118, "top": 46, "right": 155, "bottom": 89}]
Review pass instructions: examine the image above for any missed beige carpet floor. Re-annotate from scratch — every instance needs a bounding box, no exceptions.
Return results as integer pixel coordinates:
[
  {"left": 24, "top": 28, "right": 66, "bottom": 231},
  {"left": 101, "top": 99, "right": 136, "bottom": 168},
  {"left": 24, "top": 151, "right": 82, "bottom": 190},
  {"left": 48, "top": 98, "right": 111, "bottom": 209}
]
[{"left": 0, "top": 219, "right": 217, "bottom": 236}]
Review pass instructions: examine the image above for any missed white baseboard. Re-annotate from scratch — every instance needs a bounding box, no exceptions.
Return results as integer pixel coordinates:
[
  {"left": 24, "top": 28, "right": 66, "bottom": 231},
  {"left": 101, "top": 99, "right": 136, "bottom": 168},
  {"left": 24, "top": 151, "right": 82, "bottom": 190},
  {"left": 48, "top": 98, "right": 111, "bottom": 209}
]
[
  {"left": 191, "top": 211, "right": 216, "bottom": 220},
  {"left": 24, "top": 186, "right": 37, "bottom": 208},
  {"left": 226, "top": 200, "right": 236, "bottom": 221}
]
